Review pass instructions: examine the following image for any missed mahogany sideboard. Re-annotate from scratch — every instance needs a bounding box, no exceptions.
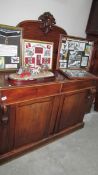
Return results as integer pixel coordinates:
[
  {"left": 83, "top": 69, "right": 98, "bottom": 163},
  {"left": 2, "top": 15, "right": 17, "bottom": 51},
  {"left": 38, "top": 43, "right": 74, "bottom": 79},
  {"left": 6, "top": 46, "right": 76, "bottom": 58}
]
[
  {"left": 0, "top": 12, "right": 96, "bottom": 163},
  {"left": 0, "top": 71, "right": 96, "bottom": 163}
]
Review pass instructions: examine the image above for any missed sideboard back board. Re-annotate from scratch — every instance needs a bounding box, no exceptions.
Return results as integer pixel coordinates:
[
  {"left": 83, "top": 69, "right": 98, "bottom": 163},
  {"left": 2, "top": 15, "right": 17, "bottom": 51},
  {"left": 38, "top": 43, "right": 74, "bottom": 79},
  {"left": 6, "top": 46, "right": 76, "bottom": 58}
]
[{"left": 17, "top": 12, "right": 67, "bottom": 70}]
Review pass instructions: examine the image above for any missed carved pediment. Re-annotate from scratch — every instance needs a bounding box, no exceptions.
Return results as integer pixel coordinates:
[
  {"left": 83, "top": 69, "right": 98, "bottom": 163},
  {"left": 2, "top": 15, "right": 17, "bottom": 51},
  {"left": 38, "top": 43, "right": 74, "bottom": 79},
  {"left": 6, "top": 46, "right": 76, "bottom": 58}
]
[{"left": 38, "top": 12, "right": 56, "bottom": 34}]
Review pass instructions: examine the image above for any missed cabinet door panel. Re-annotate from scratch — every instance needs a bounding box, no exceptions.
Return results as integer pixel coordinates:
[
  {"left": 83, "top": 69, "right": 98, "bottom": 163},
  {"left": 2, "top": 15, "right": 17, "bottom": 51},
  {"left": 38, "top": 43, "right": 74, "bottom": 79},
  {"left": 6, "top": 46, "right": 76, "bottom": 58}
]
[
  {"left": 59, "top": 91, "right": 87, "bottom": 131},
  {"left": 0, "top": 126, "right": 9, "bottom": 154},
  {"left": 0, "top": 106, "right": 15, "bottom": 154},
  {"left": 15, "top": 97, "right": 54, "bottom": 148}
]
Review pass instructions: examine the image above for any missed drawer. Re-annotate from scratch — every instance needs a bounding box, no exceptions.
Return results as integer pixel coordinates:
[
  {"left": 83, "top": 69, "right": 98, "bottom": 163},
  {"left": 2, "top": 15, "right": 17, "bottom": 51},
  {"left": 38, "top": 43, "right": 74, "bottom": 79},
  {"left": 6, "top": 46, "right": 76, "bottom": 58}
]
[
  {"left": 61, "top": 79, "right": 96, "bottom": 93},
  {"left": 0, "top": 83, "right": 61, "bottom": 105}
]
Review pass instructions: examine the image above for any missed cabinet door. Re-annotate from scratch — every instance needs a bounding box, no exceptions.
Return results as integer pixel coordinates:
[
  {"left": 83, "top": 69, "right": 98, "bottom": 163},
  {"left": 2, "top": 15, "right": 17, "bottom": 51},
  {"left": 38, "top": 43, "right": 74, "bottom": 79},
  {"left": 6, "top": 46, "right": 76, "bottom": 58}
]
[
  {"left": 14, "top": 96, "right": 56, "bottom": 148},
  {"left": 86, "top": 0, "right": 98, "bottom": 35},
  {"left": 58, "top": 90, "right": 88, "bottom": 131},
  {"left": 0, "top": 106, "right": 15, "bottom": 154}
]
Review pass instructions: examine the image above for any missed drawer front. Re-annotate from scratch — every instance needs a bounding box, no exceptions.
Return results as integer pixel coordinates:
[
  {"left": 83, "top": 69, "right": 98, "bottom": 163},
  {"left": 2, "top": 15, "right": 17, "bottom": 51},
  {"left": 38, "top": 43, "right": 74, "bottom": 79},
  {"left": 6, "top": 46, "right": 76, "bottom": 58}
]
[
  {"left": 0, "top": 83, "right": 61, "bottom": 105},
  {"left": 62, "top": 79, "right": 96, "bottom": 93}
]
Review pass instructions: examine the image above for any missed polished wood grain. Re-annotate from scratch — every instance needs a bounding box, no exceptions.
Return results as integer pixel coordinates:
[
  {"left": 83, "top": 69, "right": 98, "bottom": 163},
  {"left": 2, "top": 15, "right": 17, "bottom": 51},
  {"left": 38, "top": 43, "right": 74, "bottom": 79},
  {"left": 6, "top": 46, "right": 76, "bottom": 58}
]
[
  {"left": 0, "top": 71, "right": 96, "bottom": 163},
  {"left": 14, "top": 97, "right": 55, "bottom": 148}
]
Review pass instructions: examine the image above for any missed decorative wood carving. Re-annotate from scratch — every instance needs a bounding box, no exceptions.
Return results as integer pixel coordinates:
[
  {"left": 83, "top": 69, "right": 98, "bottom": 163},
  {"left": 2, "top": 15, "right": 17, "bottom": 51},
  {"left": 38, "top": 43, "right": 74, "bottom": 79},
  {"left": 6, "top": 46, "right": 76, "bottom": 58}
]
[{"left": 38, "top": 12, "right": 56, "bottom": 34}]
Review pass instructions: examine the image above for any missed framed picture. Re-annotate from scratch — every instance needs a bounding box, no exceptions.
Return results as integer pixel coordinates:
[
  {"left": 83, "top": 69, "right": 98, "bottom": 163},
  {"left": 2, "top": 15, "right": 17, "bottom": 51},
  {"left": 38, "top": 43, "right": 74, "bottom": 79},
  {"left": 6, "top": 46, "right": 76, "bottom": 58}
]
[
  {"left": 22, "top": 39, "right": 54, "bottom": 70},
  {"left": 57, "top": 34, "right": 94, "bottom": 69},
  {"left": 81, "top": 56, "right": 89, "bottom": 67},
  {"left": 0, "top": 24, "right": 22, "bottom": 71}
]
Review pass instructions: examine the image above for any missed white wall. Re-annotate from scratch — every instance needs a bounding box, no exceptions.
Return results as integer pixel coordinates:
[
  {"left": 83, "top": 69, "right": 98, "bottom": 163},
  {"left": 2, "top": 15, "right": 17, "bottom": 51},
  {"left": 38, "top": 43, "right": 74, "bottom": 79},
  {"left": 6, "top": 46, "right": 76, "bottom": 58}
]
[{"left": 0, "top": 0, "right": 92, "bottom": 37}]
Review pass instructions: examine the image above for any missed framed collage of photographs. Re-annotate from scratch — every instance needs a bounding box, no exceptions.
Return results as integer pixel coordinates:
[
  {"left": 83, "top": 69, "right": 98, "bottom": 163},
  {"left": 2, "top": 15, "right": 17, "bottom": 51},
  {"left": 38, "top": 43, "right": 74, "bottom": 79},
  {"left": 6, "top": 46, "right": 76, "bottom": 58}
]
[
  {"left": 56, "top": 34, "right": 95, "bottom": 79},
  {"left": 22, "top": 39, "right": 54, "bottom": 70},
  {"left": 0, "top": 24, "right": 22, "bottom": 71},
  {"left": 57, "top": 34, "right": 94, "bottom": 69}
]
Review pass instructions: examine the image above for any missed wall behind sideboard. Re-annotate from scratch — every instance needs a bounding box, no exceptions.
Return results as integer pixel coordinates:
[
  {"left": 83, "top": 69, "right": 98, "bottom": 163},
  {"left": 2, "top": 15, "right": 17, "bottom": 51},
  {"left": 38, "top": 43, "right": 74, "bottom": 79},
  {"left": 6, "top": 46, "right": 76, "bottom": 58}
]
[{"left": 0, "top": 0, "right": 92, "bottom": 37}]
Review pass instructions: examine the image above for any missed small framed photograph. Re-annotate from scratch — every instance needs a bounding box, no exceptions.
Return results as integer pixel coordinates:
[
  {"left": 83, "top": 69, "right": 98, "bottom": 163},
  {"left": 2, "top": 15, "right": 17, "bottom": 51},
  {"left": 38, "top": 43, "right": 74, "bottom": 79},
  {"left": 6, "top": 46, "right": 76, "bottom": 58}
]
[
  {"left": 68, "top": 40, "right": 80, "bottom": 50},
  {"left": 85, "top": 43, "right": 93, "bottom": 56},
  {"left": 22, "top": 39, "right": 54, "bottom": 70},
  {"left": 0, "top": 24, "right": 22, "bottom": 71},
  {"left": 68, "top": 59, "right": 81, "bottom": 68},
  {"left": 59, "top": 62, "right": 67, "bottom": 68},
  {"left": 81, "top": 56, "right": 89, "bottom": 67}
]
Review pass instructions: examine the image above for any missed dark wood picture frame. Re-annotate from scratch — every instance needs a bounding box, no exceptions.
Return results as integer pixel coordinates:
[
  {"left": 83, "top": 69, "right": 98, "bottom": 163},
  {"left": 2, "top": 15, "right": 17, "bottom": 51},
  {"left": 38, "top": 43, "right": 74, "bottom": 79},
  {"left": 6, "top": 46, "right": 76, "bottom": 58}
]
[
  {"left": 57, "top": 34, "right": 94, "bottom": 79},
  {"left": 57, "top": 34, "right": 94, "bottom": 70}
]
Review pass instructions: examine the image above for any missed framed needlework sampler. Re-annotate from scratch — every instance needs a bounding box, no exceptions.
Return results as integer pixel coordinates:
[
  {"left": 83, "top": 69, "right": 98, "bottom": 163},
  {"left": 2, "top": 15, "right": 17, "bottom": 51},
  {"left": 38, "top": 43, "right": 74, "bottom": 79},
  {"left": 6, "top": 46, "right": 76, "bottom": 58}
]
[
  {"left": 57, "top": 34, "right": 95, "bottom": 79},
  {"left": 8, "top": 39, "right": 54, "bottom": 84},
  {"left": 0, "top": 24, "right": 22, "bottom": 71},
  {"left": 22, "top": 39, "right": 54, "bottom": 70}
]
